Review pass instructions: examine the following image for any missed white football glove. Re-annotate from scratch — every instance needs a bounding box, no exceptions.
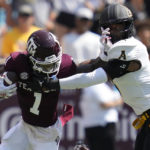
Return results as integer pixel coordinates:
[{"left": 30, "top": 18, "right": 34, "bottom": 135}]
[
  {"left": 99, "top": 27, "right": 113, "bottom": 61},
  {"left": 0, "top": 77, "right": 17, "bottom": 99},
  {"left": 100, "top": 27, "right": 113, "bottom": 50}
]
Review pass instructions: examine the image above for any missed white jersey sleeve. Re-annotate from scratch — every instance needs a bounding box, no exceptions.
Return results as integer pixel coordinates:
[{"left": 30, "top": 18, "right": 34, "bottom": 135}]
[{"left": 59, "top": 68, "right": 108, "bottom": 89}]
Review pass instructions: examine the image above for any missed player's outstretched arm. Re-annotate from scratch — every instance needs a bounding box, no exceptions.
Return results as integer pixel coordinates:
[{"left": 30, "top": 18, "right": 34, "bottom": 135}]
[
  {"left": 76, "top": 57, "right": 107, "bottom": 73},
  {"left": 26, "top": 59, "right": 141, "bottom": 92},
  {"left": 41, "top": 59, "right": 141, "bottom": 91}
]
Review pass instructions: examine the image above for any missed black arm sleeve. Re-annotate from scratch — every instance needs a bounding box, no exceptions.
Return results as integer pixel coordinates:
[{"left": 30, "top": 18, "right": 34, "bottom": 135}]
[
  {"left": 76, "top": 57, "right": 107, "bottom": 73},
  {"left": 103, "top": 59, "right": 141, "bottom": 79}
]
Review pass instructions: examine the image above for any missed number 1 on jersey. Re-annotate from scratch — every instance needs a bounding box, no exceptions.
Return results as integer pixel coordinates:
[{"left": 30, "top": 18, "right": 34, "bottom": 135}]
[{"left": 30, "top": 92, "right": 42, "bottom": 115}]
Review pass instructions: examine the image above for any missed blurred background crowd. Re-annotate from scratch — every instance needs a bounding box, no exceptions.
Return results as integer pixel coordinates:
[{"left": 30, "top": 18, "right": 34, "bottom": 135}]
[
  {"left": 0, "top": 0, "right": 150, "bottom": 150},
  {"left": 0, "top": 0, "right": 150, "bottom": 59}
]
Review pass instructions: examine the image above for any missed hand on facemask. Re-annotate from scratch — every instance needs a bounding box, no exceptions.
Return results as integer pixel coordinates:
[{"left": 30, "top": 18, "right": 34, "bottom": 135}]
[{"left": 99, "top": 27, "right": 113, "bottom": 61}]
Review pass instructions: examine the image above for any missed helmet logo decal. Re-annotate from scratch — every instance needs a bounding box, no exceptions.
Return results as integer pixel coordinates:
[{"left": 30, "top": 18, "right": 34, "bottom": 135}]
[
  {"left": 127, "top": 9, "right": 132, "bottom": 17},
  {"left": 27, "top": 37, "right": 37, "bottom": 56},
  {"left": 123, "top": 6, "right": 132, "bottom": 17}
]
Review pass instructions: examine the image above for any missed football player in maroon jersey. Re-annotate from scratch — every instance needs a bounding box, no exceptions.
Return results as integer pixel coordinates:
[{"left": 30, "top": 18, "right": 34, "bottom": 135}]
[{"left": 1, "top": 30, "right": 77, "bottom": 150}]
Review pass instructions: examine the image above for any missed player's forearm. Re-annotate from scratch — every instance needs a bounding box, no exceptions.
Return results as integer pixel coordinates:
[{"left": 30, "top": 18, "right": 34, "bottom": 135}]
[
  {"left": 76, "top": 57, "right": 107, "bottom": 73},
  {"left": 32, "top": 59, "right": 141, "bottom": 92},
  {"left": 59, "top": 68, "right": 108, "bottom": 89}
]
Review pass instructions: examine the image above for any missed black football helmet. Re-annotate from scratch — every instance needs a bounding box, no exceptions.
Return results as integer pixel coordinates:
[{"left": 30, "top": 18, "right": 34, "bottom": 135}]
[
  {"left": 27, "top": 30, "right": 62, "bottom": 75},
  {"left": 99, "top": 4, "right": 134, "bottom": 43}
]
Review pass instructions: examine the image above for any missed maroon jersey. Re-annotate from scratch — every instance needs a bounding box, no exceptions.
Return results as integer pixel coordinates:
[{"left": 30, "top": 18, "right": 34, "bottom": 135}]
[{"left": 5, "top": 52, "right": 76, "bottom": 127}]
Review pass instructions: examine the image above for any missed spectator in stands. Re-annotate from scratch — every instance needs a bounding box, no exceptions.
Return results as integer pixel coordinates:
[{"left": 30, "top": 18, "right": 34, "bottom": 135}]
[
  {"left": 62, "top": 7, "right": 100, "bottom": 63},
  {"left": 31, "top": 0, "right": 56, "bottom": 31},
  {"left": 1, "top": 4, "right": 40, "bottom": 58},
  {"left": 0, "top": 0, "right": 14, "bottom": 34},
  {"left": 135, "top": 20, "right": 150, "bottom": 58},
  {"left": 0, "top": 0, "right": 14, "bottom": 61},
  {"left": 15, "top": 0, "right": 56, "bottom": 31},
  {"left": 144, "top": 0, "right": 150, "bottom": 18},
  {"left": 10, "top": 0, "right": 56, "bottom": 32},
  {"left": 125, "top": 0, "right": 148, "bottom": 21},
  {"left": 80, "top": 84, "right": 122, "bottom": 150},
  {"left": 53, "top": 0, "right": 95, "bottom": 43}
]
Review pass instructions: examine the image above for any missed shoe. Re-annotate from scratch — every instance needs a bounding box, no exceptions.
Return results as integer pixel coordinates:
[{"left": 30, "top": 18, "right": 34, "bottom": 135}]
[{"left": 73, "top": 141, "right": 89, "bottom": 150}]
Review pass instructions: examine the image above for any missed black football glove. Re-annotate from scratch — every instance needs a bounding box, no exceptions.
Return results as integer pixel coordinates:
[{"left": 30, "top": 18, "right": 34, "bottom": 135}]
[
  {"left": 103, "top": 59, "right": 141, "bottom": 80},
  {"left": 26, "top": 76, "right": 60, "bottom": 92},
  {"left": 42, "top": 78, "right": 60, "bottom": 92},
  {"left": 26, "top": 76, "right": 43, "bottom": 92},
  {"left": 26, "top": 70, "right": 60, "bottom": 92}
]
